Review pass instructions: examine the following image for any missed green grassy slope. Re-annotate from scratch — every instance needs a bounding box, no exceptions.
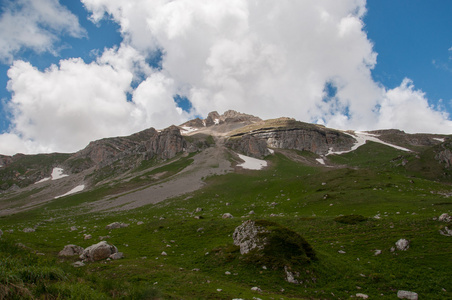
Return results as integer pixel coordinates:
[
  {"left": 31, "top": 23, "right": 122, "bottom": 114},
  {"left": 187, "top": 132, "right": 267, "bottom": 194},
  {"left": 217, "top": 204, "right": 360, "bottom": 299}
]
[{"left": 1, "top": 145, "right": 451, "bottom": 299}]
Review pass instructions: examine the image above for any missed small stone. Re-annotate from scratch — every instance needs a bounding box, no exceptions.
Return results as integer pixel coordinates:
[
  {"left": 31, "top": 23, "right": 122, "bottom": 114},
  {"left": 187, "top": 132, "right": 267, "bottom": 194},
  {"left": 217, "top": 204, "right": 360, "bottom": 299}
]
[
  {"left": 217, "top": 289, "right": 222, "bottom": 292},
  {"left": 161, "top": 251, "right": 167, "bottom": 256},
  {"left": 374, "top": 249, "right": 382, "bottom": 256},
  {"left": 248, "top": 210, "right": 255, "bottom": 215},
  {"left": 438, "top": 213, "right": 451, "bottom": 222},
  {"left": 397, "top": 290, "right": 418, "bottom": 299},
  {"left": 395, "top": 239, "right": 410, "bottom": 251},
  {"left": 137, "top": 221, "right": 144, "bottom": 225},
  {"left": 439, "top": 226, "right": 452, "bottom": 236},
  {"left": 356, "top": 293, "right": 369, "bottom": 299},
  {"left": 84, "top": 234, "right": 92, "bottom": 240},
  {"left": 225, "top": 271, "right": 231, "bottom": 275},
  {"left": 251, "top": 287, "right": 262, "bottom": 292},
  {"left": 110, "top": 252, "right": 124, "bottom": 260},
  {"left": 23, "top": 228, "right": 35, "bottom": 233},
  {"left": 195, "top": 208, "right": 203, "bottom": 213},
  {"left": 222, "top": 213, "right": 233, "bottom": 219},
  {"left": 338, "top": 250, "right": 346, "bottom": 254},
  {"left": 72, "top": 261, "right": 85, "bottom": 267},
  {"left": 70, "top": 226, "right": 77, "bottom": 231}
]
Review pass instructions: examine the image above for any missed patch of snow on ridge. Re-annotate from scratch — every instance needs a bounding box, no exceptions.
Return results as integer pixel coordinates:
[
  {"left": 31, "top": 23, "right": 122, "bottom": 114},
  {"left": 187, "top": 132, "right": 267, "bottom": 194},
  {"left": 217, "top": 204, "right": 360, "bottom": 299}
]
[
  {"left": 268, "top": 149, "right": 275, "bottom": 154},
  {"left": 180, "top": 126, "right": 198, "bottom": 134},
  {"left": 51, "top": 167, "right": 69, "bottom": 180},
  {"left": 55, "top": 184, "right": 85, "bottom": 199},
  {"left": 35, "top": 167, "right": 68, "bottom": 184},
  {"left": 327, "top": 132, "right": 411, "bottom": 156},
  {"left": 237, "top": 154, "right": 267, "bottom": 170},
  {"left": 434, "top": 138, "right": 445, "bottom": 142},
  {"left": 316, "top": 158, "right": 325, "bottom": 165},
  {"left": 214, "top": 118, "right": 220, "bottom": 125}
]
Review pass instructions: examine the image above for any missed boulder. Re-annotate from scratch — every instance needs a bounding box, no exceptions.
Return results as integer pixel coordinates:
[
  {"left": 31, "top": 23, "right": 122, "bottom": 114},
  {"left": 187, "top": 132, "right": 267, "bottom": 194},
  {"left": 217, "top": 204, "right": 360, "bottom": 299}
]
[
  {"left": 106, "top": 222, "right": 129, "bottom": 230},
  {"left": 80, "top": 241, "right": 118, "bottom": 262},
  {"left": 395, "top": 239, "right": 410, "bottom": 251},
  {"left": 59, "top": 244, "right": 84, "bottom": 256},
  {"left": 233, "top": 220, "right": 316, "bottom": 271},
  {"left": 397, "top": 290, "right": 418, "bottom": 300},
  {"left": 438, "top": 213, "right": 451, "bottom": 222}
]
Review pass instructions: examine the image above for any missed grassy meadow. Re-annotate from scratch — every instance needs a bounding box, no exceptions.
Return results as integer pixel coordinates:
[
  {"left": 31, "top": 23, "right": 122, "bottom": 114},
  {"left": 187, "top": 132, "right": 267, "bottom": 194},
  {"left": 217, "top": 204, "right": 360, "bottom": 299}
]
[{"left": 1, "top": 142, "right": 451, "bottom": 299}]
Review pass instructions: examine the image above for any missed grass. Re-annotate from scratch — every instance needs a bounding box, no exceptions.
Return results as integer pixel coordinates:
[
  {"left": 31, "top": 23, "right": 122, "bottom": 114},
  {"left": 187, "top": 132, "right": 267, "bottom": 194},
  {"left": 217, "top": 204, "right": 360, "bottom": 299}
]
[{"left": 0, "top": 145, "right": 451, "bottom": 299}]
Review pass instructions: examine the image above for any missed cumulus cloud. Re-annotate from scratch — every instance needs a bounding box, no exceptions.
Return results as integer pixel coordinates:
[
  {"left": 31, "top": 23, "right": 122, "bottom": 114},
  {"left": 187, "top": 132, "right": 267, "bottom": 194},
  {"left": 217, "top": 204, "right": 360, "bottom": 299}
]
[
  {"left": 0, "top": 0, "right": 86, "bottom": 63},
  {"left": 1, "top": 0, "right": 452, "bottom": 155},
  {"left": 2, "top": 44, "right": 189, "bottom": 154}
]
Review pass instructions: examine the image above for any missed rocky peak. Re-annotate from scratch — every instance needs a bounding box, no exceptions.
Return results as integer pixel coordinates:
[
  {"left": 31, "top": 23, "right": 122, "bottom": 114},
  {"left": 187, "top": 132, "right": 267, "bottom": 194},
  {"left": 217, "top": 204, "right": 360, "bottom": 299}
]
[{"left": 180, "top": 110, "right": 262, "bottom": 129}]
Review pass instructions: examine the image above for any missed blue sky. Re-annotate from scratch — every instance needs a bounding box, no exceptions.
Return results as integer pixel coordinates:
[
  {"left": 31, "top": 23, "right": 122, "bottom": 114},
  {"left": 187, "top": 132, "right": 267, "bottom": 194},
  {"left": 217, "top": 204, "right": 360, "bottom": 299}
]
[{"left": 0, "top": 0, "right": 451, "bottom": 155}]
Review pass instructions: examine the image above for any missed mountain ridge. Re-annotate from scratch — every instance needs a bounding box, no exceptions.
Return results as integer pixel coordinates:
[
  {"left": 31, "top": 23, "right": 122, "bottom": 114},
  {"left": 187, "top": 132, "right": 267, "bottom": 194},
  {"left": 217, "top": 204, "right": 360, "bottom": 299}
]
[{"left": 0, "top": 110, "right": 451, "bottom": 215}]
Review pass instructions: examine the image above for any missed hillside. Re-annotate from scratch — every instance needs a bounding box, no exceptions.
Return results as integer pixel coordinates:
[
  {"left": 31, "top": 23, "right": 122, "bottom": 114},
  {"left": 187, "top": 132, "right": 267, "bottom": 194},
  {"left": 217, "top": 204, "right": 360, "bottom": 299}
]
[{"left": 0, "top": 111, "right": 451, "bottom": 299}]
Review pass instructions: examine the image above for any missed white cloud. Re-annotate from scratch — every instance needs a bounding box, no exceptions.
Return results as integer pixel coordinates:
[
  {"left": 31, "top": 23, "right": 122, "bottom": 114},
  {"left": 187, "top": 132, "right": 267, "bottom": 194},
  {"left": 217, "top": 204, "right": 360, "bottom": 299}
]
[
  {"left": 1, "top": 0, "right": 452, "bottom": 155},
  {"left": 376, "top": 79, "right": 452, "bottom": 133},
  {"left": 0, "top": 0, "right": 86, "bottom": 63},
  {"left": 1, "top": 44, "right": 189, "bottom": 155}
]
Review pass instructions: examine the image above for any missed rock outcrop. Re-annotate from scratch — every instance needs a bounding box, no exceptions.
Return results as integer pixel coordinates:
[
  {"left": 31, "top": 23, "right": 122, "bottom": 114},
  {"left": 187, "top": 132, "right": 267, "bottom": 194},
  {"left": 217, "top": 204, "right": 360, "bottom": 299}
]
[
  {"left": 70, "top": 125, "right": 188, "bottom": 171},
  {"left": 233, "top": 220, "right": 316, "bottom": 266},
  {"left": 226, "top": 135, "right": 270, "bottom": 158},
  {"left": 228, "top": 118, "right": 355, "bottom": 157},
  {"left": 80, "top": 241, "right": 118, "bottom": 262}
]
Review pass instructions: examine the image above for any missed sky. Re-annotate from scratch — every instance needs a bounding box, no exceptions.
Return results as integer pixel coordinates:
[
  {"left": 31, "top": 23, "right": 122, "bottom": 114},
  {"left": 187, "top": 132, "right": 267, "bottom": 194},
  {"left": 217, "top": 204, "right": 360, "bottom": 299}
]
[{"left": 0, "top": 0, "right": 451, "bottom": 155}]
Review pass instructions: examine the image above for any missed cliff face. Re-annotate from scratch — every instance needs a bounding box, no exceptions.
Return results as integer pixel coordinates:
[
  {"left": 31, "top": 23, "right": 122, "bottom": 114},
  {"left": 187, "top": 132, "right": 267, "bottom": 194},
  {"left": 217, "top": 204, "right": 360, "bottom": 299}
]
[
  {"left": 227, "top": 118, "right": 356, "bottom": 157},
  {"left": 254, "top": 128, "right": 355, "bottom": 155},
  {"left": 71, "top": 126, "right": 188, "bottom": 171}
]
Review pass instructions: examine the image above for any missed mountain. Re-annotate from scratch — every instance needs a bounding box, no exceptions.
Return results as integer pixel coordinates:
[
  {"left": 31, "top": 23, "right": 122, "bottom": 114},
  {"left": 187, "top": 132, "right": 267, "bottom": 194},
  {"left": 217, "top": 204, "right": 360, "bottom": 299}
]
[
  {"left": 1, "top": 110, "right": 451, "bottom": 299},
  {"left": 0, "top": 110, "right": 451, "bottom": 214}
]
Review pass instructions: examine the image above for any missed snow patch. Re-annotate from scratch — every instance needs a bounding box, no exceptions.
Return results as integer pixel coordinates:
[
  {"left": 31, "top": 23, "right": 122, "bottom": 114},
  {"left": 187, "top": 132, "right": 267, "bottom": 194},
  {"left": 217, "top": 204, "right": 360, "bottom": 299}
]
[
  {"left": 268, "top": 149, "right": 275, "bottom": 154},
  {"left": 316, "top": 158, "right": 325, "bottom": 165},
  {"left": 434, "top": 138, "right": 445, "bottom": 142},
  {"left": 327, "top": 132, "right": 411, "bottom": 156},
  {"left": 180, "top": 126, "right": 198, "bottom": 133},
  {"left": 55, "top": 184, "right": 85, "bottom": 199},
  {"left": 35, "top": 167, "right": 68, "bottom": 184},
  {"left": 237, "top": 154, "right": 267, "bottom": 170},
  {"left": 35, "top": 177, "right": 51, "bottom": 184},
  {"left": 51, "top": 167, "right": 69, "bottom": 180},
  {"left": 214, "top": 118, "right": 220, "bottom": 125}
]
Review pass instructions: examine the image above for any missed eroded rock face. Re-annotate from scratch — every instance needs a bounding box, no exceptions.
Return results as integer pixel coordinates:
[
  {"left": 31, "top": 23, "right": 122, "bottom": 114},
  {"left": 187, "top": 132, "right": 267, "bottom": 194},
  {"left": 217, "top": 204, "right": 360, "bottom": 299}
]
[
  {"left": 227, "top": 135, "right": 270, "bottom": 158},
  {"left": 233, "top": 220, "right": 269, "bottom": 255},
  {"left": 80, "top": 241, "right": 118, "bottom": 262},
  {"left": 255, "top": 128, "right": 355, "bottom": 155},
  {"left": 145, "top": 125, "right": 187, "bottom": 160},
  {"left": 59, "top": 244, "right": 84, "bottom": 257}
]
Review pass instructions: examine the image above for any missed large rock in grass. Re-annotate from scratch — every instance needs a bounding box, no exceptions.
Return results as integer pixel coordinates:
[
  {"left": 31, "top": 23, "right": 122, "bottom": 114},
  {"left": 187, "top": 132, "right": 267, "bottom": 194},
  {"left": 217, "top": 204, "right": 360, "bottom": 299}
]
[
  {"left": 233, "top": 220, "right": 316, "bottom": 268},
  {"left": 397, "top": 290, "right": 418, "bottom": 299},
  {"left": 106, "top": 222, "right": 129, "bottom": 230},
  {"left": 80, "top": 241, "right": 118, "bottom": 262},
  {"left": 59, "top": 244, "right": 84, "bottom": 256}
]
